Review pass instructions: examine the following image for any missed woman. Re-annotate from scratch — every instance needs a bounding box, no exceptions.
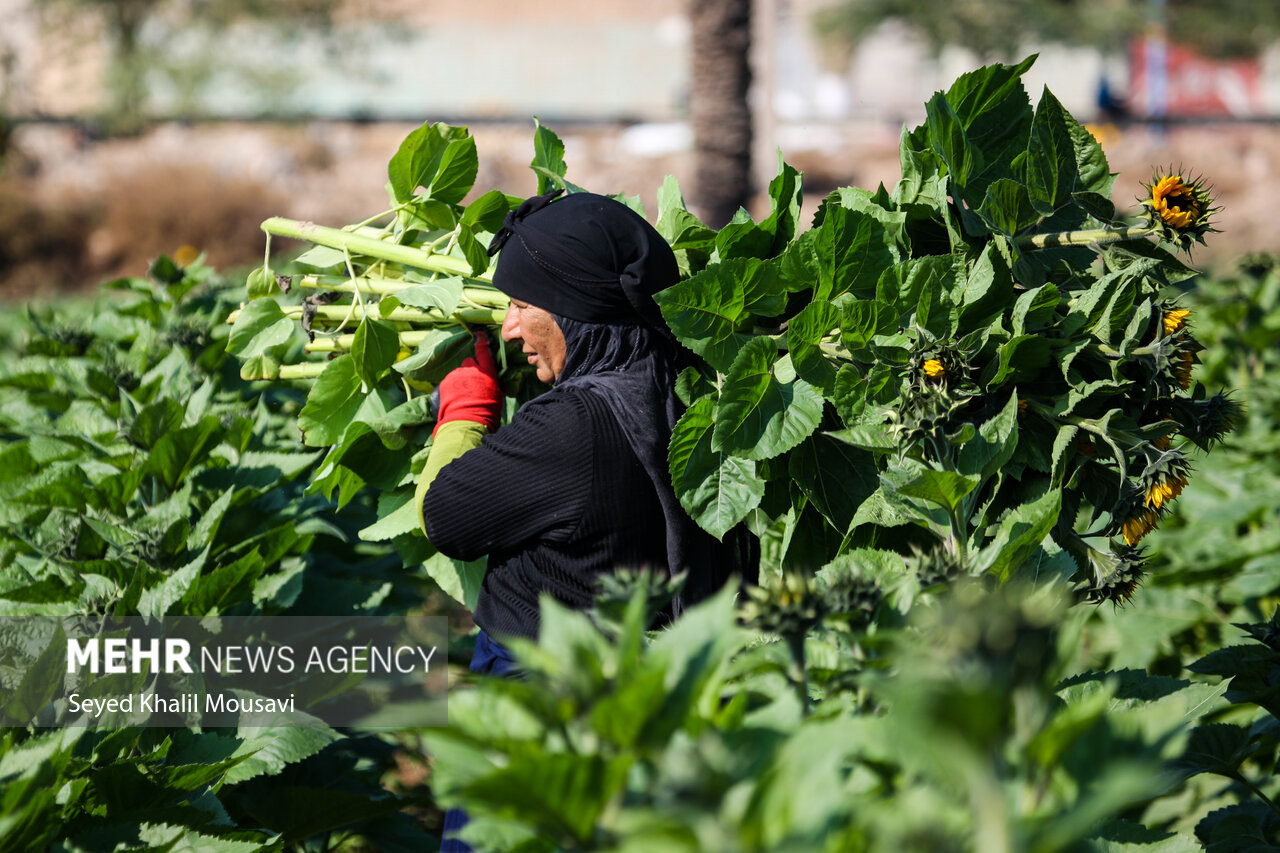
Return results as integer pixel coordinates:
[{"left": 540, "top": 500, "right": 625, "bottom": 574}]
[
  {"left": 416, "top": 189, "right": 753, "bottom": 850},
  {"left": 418, "top": 188, "right": 751, "bottom": 640}
]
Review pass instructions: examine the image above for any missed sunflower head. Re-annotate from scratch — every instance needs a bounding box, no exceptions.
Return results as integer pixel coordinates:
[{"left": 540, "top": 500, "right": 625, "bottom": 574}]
[
  {"left": 907, "top": 542, "right": 968, "bottom": 591},
  {"left": 1112, "top": 484, "right": 1163, "bottom": 547},
  {"left": 1140, "top": 169, "right": 1218, "bottom": 251},
  {"left": 1082, "top": 545, "right": 1147, "bottom": 606},
  {"left": 1140, "top": 447, "right": 1192, "bottom": 512},
  {"left": 1161, "top": 307, "right": 1191, "bottom": 336},
  {"left": 1175, "top": 391, "right": 1245, "bottom": 450},
  {"left": 740, "top": 573, "right": 824, "bottom": 639}
]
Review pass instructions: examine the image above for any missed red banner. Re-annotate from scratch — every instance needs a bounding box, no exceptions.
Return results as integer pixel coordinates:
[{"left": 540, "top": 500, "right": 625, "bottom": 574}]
[{"left": 1129, "top": 39, "right": 1263, "bottom": 118}]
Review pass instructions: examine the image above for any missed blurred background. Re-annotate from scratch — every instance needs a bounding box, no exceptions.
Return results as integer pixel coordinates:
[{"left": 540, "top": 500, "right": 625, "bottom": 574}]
[{"left": 2, "top": 0, "right": 1278, "bottom": 297}]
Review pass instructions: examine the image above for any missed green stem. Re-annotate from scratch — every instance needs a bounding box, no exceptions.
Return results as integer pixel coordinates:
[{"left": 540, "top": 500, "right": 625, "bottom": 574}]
[
  {"left": 1015, "top": 223, "right": 1154, "bottom": 250},
  {"left": 261, "top": 216, "right": 492, "bottom": 281},
  {"left": 290, "top": 303, "right": 451, "bottom": 325},
  {"left": 303, "top": 317, "right": 503, "bottom": 353},
  {"left": 1226, "top": 771, "right": 1280, "bottom": 820},
  {"left": 278, "top": 362, "right": 329, "bottom": 381},
  {"left": 786, "top": 633, "right": 810, "bottom": 717},
  {"left": 294, "top": 274, "right": 505, "bottom": 305}
]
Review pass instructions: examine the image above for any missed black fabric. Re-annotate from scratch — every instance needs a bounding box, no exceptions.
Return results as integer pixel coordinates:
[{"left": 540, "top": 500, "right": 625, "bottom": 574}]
[
  {"left": 489, "top": 190, "right": 676, "bottom": 336},
  {"left": 491, "top": 190, "right": 752, "bottom": 611},
  {"left": 422, "top": 386, "right": 669, "bottom": 639},
  {"left": 425, "top": 190, "right": 755, "bottom": 638},
  {"left": 553, "top": 315, "right": 742, "bottom": 610}
]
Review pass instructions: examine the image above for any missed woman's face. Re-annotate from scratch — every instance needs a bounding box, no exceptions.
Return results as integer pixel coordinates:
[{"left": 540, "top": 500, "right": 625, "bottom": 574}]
[{"left": 501, "top": 299, "right": 566, "bottom": 383}]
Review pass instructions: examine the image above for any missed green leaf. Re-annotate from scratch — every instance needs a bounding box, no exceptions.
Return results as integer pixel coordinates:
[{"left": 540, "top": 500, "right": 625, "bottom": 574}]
[
  {"left": 957, "top": 242, "right": 1015, "bottom": 329},
  {"left": 293, "top": 244, "right": 346, "bottom": 269},
  {"left": 392, "top": 327, "right": 473, "bottom": 385},
  {"left": 668, "top": 396, "right": 766, "bottom": 539},
  {"left": 363, "top": 396, "right": 436, "bottom": 450},
  {"left": 359, "top": 488, "right": 421, "bottom": 542},
  {"left": 1025, "top": 87, "right": 1079, "bottom": 216},
  {"left": 531, "top": 118, "right": 570, "bottom": 195},
  {"left": 759, "top": 154, "right": 804, "bottom": 253},
  {"left": 656, "top": 175, "right": 715, "bottom": 256},
  {"left": 391, "top": 275, "right": 465, "bottom": 317},
  {"left": 457, "top": 753, "right": 633, "bottom": 845},
  {"left": 926, "top": 91, "right": 982, "bottom": 194},
  {"left": 825, "top": 187, "right": 910, "bottom": 258},
  {"left": 674, "top": 365, "right": 716, "bottom": 407},
  {"left": 984, "top": 334, "right": 1053, "bottom": 387},
  {"left": 127, "top": 398, "right": 185, "bottom": 450},
  {"left": 0, "top": 623, "right": 66, "bottom": 725},
  {"left": 894, "top": 467, "right": 980, "bottom": 515},
  {"left": 786, "top": 300, "right": 840, "bottom": 393},
  {"left": 741, "top": 260, "right": 789, "bottom": 319},
  {"left": 224, "top": 725, "right": 342, "bottom": 785},
  {"left": 461, "top": 189, "right": 511, "bottom": 233},
  {"left": 972, "top": 485, "right": 1061, "bottom": 580},
  {"left": 1013, "top": 283, "right": 1062, "bottom": 334},
  {"left": 226, "top": 298, "right": 296, "bottom": 358},
  {"left": 976, "top": 178, "right": 1039, "bottom": 236},
  {"left": 455, "top": 225, "right": 491, "bottom": 277},
  {"left": 418, "top": 551, "right": 487, "bottom": 611},
  {"left": 838, "top": 297, "right": 891, "bottom": 352},
  {"left": 138, "top": 545, "right": 210, "bottom": 622},
  {"left": 298, "top": 356, "right": 368, "bottom": 447},
  {"left": 245, "top": 266, "right": 277, "bottom": 299},
  {"left": 811, "top": 205, "right": 897, "bottom": 302},
  {"left": 388, "top": 121, "right": 477, "bottom": 205},
  {"left": 653, "top": 260, "right": 752, "bottom": 372},
  {"left": 183, "top": 547, "right": 265, "bottom": 615},
  {"left": 956, "top": 393, "right": 1020, "bottom": 481},
  {"left": 878, "top": 254, "right": 961, "bottom": 320},
  {"left": 712, "top": 338, "right": 824, "bottom": 461},
  {"left": 1171, "top": 724, "right": 1254, "bottom": 780},
  {"left": 1067, "top": 110, "right": 1115, "bottom": 198},
  {"left": 788, "top": 432, "right": 879, "bottom": 533},
  {"left": 146, "top": 415, "right": 224, "bottom": 490},
  {"left": 350, "top": 315, "right": 400, "bottom": 389}
]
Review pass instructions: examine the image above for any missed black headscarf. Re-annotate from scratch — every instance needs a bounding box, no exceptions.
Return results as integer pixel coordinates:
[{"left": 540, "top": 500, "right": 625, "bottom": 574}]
[{"left": 489, "top": 190, "right": 747, "bottom": 609}]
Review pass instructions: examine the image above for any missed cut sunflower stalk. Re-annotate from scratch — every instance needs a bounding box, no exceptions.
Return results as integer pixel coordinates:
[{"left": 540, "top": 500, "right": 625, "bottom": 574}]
[{"left": 1015, "top": 171, "right": 1217, "bottom": 254}]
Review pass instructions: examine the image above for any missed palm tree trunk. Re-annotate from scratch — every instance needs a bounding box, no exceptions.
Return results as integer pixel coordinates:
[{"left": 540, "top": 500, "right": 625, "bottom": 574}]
[{"left": 688, "top": 0, "right": 753, "bottom": 229}]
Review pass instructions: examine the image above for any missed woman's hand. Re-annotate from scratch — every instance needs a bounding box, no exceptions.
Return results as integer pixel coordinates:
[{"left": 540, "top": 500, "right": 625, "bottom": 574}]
[{"left": 434, "top": 330, "right": 502, "bottom": 434}]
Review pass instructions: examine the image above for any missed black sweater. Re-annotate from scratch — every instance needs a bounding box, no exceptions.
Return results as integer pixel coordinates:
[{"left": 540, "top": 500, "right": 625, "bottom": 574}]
[{"left": 421, "top": 385, "right": 669, "bottom": 640}]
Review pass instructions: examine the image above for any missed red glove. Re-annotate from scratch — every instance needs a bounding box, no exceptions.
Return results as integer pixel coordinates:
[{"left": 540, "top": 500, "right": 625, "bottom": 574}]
[{"left": 434, "top": 330, "right": 502, "bottom": 435}]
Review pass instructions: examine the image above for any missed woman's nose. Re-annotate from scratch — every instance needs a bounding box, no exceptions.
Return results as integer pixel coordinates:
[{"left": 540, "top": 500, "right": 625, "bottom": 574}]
[{"left": 500, "top": 305, "right": 520, "bottom": 342}]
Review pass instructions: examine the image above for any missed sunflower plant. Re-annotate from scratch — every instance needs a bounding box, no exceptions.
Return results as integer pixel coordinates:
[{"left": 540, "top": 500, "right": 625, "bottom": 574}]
[{"left": 653, "top": 56, "right": 1236, "bottom": 607}]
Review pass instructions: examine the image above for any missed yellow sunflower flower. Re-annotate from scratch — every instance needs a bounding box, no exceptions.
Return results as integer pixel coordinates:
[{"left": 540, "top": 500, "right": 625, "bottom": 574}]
[
  {"left": 922, "top": 359, "right": 945, "bottom": 379},
  {"left": 1141, "top": 170, "right": 1218, "bottom": 250},
  {"left": 1122, "top": 508, "right": 1160, "bottom": 547},
  {"left": 1148, "top": 175, "right": 1200, "bottom": 229},
  {"left": 1162, "top": 308, "right": 1191, "bottom": 336},
  {"left": 1144, "top": 473, "right": 1187, "bottom": 511},
  {"left": 1174, "top": 351, "right": 1195, "bottom": 390}
]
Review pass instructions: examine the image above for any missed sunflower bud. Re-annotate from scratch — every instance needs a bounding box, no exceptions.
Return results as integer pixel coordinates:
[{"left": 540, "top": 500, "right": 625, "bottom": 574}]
[
  {"left": 1140, "top": 170, "right": 1218, "bottom": 250},
  {"left": 1081, "top": 545, "right": 1147, "bottom": 605},
  {"left": 1140, "top": 448, "right": 1192, "bottom": 512},
  {"left": 740, "top": 573, "right": 823, "bottom": 639}
]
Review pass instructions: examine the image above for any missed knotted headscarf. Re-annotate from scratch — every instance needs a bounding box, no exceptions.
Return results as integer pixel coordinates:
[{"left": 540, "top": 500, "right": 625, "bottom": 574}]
[
  {"left": 489, "top": 190, "right": 674, "bottom": 338},
  {"left": 489, "top": 190, "right": 752, "bottom": 610}
]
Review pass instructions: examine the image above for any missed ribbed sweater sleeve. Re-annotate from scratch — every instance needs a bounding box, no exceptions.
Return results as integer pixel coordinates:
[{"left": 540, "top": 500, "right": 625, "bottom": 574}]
[{"left": 420, "top": 392, "right": 593, "bottom": 562}]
